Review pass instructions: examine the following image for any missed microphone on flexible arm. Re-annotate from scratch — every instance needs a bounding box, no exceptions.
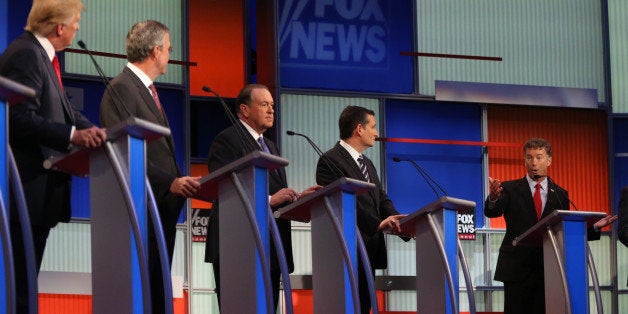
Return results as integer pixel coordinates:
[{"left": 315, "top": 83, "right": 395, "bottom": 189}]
[
  {"left": 201, "top": 86, "right": 258, "bottom": 155},
  {"left": 546, "top": 176, "right": 578, "bottom": 210},
  {"left": 392, "top": 157, "right": 448, "bottom": 199},
  {"left": 286, "top": 130, "right": 344, "bottom": 178},
  {"left": 77, "top": 40, "right": 131, "bottom": 118}
]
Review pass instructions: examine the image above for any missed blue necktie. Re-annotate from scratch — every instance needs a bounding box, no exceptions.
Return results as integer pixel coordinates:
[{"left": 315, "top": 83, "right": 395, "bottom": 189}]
[{"left": 258, "top": 136, "right": 270, "bottom": 154}]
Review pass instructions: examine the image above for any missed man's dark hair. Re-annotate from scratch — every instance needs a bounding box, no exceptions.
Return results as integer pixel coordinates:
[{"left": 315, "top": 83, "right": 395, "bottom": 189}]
[
  {"left": 338, "top": 106, "right": 375, "bottom": 140},
  {"left": 236, "top": 84, "right": 270, "bottom": 111},
  {"left": 524, "top": 138, "right": 552, "bottom": 157}
]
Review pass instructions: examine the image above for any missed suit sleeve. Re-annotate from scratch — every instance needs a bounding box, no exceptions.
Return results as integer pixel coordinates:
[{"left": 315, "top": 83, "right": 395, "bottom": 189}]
[
  {"left": 208, "top": 131, "right": 243, "bottom": 172},
  {"left": 6, "top": 48, "right": 74, "bottom": 151},
  {"left": 315, "top": 153, "right": 342, "bottom": 186},
  {"left": 378, "top": 188, "right": 398, "bottom": 217},
  {"left": 484, "top": 194, "right": 506, "bottom": 218}
]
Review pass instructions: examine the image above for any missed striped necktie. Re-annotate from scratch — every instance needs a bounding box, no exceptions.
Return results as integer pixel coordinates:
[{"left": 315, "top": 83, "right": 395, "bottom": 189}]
[{"left": 357, "top": 155, "right": 370, "bottom": 182}]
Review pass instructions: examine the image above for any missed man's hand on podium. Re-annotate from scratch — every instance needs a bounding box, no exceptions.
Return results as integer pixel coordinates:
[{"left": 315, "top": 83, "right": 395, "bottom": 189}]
[
  {"left": 378, "top": 214, "right": 407, "bottom": 234},
  {"left": 71, "top": 126, "right": 107, "bottom": 149},
  {"left": 170, "top": 176, "right": 201, "bottom": 198}
]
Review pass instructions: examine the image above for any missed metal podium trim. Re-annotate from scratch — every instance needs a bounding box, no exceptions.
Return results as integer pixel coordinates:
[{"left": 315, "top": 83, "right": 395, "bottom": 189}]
[
  {"left": 231, "top": 172, "right": 274, "bottom": 313},
  {"left": 104, "top": 142, "right": 152, "bottom": 313}
]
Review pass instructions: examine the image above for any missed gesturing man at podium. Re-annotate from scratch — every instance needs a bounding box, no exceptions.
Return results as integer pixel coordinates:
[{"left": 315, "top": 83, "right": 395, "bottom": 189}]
[
  {"left": 204, "top": 84, "right": 320, "bottom": 311},
  {"left": 484, "top": 138, "right": 616, "bottom": 314},
  {"left": 316, "top": 105, "right": 406, "bottom": 314}
]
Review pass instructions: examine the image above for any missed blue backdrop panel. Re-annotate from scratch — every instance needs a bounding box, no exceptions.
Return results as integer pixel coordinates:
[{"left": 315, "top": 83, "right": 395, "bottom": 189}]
[
  {"left": 64, "top": 77, "right": 186, "bottom": 221},
  {"left": 384, "top": 99, "right": 485, "bottom": 227},
  {"left": 278, "top": 0, "right": 414, "bottom": 93},
  {"left": 614, "top": 117, "right": 628, "bottom": 211}
]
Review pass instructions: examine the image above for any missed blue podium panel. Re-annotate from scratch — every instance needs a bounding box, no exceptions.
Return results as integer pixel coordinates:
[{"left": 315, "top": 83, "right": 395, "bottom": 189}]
[
  {"left": 398, "top": 196, "right": 476, "bottom": 314},
  {"left": 276, "top": 177, "right": 376, "bottom": 314},
  {"left": 1, "top": 75, "right": 36, "bottom": 314},
  {"left": 514, "top": 210, "right": 605, "bottom": 314},
  {"left": 196, "top": 151, "right": 289, "bottom": 313}
]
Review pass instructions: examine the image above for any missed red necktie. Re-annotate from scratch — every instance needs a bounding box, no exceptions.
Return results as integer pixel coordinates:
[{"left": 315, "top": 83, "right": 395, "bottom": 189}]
[
  {"left": 534, "top": 183, "right": 542, "bottom": 219},
  {"left": 52, "top": 55, "right": 63, "bottom": 90},
  {"left": 148, "top": 84, "right": 164, "bottom": 116}
]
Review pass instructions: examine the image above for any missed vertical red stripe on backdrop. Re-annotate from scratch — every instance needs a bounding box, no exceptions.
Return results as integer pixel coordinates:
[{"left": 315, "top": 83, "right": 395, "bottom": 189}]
[
  {"left": 189, "top": 0, "right": 246, "bottom": 98},
  {"left": 486, "top": 106, "right": 609, "bottom": 229}
]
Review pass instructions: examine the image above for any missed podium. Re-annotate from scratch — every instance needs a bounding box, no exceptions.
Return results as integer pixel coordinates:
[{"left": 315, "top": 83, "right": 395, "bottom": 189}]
[
  {"left": 45, "top": 117, "right": 171, "bottom": 314},
  {"left": 0, "top": 76, "right": 36, "bottom": 314},
  {"left": 396, "top": 196, "right": 476, "bottom": 314},
  {"left": 513, "top": 210, "right": 605, "bottom": 314},
  {"left": 274, "top": 177, "right": 375, "bottom": 314},
  {"left": 195, "top": 150, "right": 289, "bottom": 313}
]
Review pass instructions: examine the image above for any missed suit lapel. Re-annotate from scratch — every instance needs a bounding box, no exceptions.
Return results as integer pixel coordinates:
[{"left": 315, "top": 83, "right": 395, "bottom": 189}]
[
  {"left": 334, "top": 143, "right": 378, "bottom": 200},
  {"left": 265, "top": 137, "right": 287, "bottom": 187},
  {"left": 335, "top": 143, "right": 364, "bottom": 181},
  {"left": 32, "top": 34, "right": 75, "bottom": 124},
  {"left": 545, "top": 181, "right": 564, "bottom": 213},
  {"left": 514, "top": 178, "right": 538, "bottom": 221},
  {"left": 124, "top": 68, "right": 176, "bottom": 154},
  {"left": 124, "top": 67, "right": 168, "bottom": 126}
]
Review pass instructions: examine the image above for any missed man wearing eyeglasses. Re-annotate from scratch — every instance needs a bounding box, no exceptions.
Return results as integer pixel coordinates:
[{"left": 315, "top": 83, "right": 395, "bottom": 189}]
[{"left": 99, "top": 20, "right": 200, "bottom": 314}]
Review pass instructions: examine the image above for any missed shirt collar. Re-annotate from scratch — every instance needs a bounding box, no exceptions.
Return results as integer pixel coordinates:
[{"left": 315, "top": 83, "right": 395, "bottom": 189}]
[
  {"left": 33, "top": 32, "right": 55, "bottom": 61},
  {"left": 339, "top": 140, "right": 361, "bottom": 163},
  {"left": 239, "top": 119, "right": 263, "bottom": 141},
  {"left": 126, "top": 62, "right": 153, "bottom": 88},
  {"left": 526, "top": 174, "right": 548, "bottom": 190}
]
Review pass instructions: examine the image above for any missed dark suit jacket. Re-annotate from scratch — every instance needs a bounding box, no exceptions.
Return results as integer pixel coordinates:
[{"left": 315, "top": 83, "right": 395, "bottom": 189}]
[
  {"left": 0, "top": 32, "right": 93, "bottom": 227},
  {"left": 99, "top": 67, "right": 184, "bottom": 228},
  {"left": 484, "top": 177, "right": 600, "bottom": 283},
  {"left": 204, "top": 124, "right": 294, "bottom": 272},
  {"left": 316, "top": 142, "right": 399, "bottom": 269}
]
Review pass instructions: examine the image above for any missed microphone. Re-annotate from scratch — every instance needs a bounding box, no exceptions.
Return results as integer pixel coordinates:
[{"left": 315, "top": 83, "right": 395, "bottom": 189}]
[
  {"left": 78, "top": 40, "right": 131, "bottom": 118},
  {"left": 393, "top": 157, "right": 447, "bottom": 198},
  {"left": 547, "top": 176, "right": 577, "bottom": 210},
  {"left": 202, "top": 86, "right": 257, "bottom": 154},
  {"left": 286, "top": 130, "right": 343, "bottom": 178}
]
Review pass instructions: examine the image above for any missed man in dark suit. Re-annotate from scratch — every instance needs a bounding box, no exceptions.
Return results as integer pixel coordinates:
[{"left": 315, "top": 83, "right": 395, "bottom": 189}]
[
  {"left": 485, "top": 138, "right": 616, "bottom": 314},
  {"left": 99, "top": 20, "right": 200, "bottom": 314},
  {"left": 316, "top": 105, "right": 406, "bottom": 314},
  {"left": 0, "top": 0, "right": 107, "bottom": 312},
  {"left": 205, "top": 83, "right": 320, "bottom": 311}
]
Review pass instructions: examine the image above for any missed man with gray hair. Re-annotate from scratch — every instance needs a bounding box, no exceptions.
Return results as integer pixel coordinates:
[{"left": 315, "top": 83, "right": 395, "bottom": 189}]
[
  {"left": 0, "top": 0, "right": 106, "bottom": 312},
  {"left": 100, "top": 20, "right": 200, "bottom": 313}
]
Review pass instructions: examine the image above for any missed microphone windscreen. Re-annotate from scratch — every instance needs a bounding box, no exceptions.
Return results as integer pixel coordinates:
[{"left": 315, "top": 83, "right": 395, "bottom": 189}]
[
  {"left": 201, "top": 86, "right": 211, "bottom": 93},
  {"left": 392, "top": 157, "right": 401, "bottom": 162},
  {"left": 286, "top": 130, "right": 295, "bottom": 136},
  {"left": 77, "top": 40, "right": 86, "bottom": 49}
]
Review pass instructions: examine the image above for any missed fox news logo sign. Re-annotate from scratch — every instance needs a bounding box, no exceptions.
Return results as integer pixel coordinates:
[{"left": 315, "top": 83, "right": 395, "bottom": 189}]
[{"left": 280, "top": 0, "right": 391, "bottom": 69}]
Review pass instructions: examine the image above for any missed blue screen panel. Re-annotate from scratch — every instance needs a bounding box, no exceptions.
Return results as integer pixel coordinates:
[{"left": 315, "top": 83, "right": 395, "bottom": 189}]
[
  {"left": 278, "top": 0, "right": 414, "bottom": 93},
  {"left": 384, "top": 99, "right": 485, "bottom": 227}
]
